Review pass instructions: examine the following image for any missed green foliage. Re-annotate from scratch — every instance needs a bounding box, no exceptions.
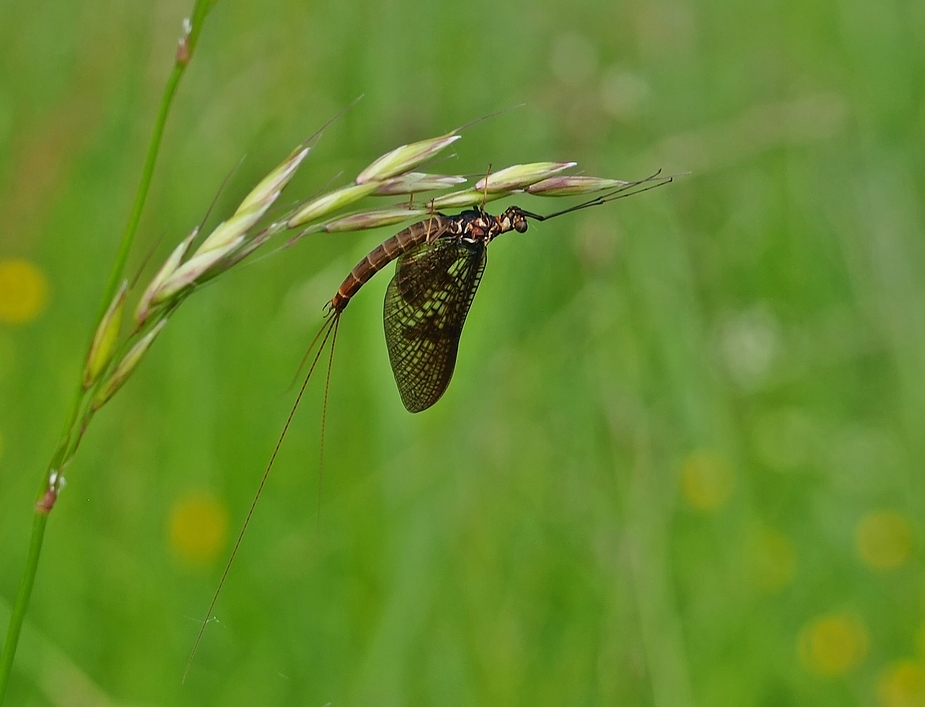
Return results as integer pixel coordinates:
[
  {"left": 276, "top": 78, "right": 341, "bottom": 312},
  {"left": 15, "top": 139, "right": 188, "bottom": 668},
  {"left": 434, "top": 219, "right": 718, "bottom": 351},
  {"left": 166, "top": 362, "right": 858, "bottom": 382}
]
[{"left": 2, "top": 0, "right": 924, "bottom": 704}]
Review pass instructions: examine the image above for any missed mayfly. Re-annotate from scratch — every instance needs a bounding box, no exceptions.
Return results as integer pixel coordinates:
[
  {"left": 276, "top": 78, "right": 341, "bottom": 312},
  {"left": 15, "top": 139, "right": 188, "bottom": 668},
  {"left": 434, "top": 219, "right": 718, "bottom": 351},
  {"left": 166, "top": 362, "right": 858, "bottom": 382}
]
[
  {"left": 184, "top": 169, "right": 673, "bottom": 679},
  {"left": 332, "top": 174, "right": 671, "bottom": 411}
]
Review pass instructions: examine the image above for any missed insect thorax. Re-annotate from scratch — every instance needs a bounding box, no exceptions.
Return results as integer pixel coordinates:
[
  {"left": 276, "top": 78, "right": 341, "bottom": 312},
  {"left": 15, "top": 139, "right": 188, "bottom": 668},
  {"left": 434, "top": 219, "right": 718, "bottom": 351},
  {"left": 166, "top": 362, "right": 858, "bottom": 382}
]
[{"left": 444, "top": 206, "right": 530, "bottom": 243}]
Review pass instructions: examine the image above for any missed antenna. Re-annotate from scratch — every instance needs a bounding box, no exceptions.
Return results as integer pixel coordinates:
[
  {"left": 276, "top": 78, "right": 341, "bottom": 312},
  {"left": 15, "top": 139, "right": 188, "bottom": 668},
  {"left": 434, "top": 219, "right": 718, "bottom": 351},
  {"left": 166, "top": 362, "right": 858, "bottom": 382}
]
[{"left": 521, "top": 170, "right": 681, "bottom": 222}]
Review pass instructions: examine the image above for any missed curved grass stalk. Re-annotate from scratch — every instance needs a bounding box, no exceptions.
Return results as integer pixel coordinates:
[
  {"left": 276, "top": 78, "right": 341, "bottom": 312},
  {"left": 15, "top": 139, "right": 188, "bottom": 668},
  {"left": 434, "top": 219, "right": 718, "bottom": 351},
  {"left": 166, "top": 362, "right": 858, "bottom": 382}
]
[{"left": 0, "top": 2, "right": 214, "bottom": 701}]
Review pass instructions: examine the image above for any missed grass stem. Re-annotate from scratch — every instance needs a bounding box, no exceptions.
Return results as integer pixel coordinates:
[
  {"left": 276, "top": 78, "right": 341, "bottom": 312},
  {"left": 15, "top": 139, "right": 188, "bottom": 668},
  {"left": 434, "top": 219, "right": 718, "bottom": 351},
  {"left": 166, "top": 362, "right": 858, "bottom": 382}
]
[{"left": 0, "top": 3, "right": 213, "bottom": 701}]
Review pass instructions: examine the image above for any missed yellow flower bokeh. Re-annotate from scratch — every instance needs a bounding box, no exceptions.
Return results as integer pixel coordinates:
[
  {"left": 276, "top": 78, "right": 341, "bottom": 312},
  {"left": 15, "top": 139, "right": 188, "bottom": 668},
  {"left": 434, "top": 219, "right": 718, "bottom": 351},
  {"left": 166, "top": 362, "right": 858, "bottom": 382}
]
[
  {"left": 0, "top": 258, "right": 50, "bottom": 325},
  {"left": 878, "top": 660, "right": 925, "bottom": 707},
  {"left": 167, "top": 491, "right": 229, "bottom": 569},
  {"left": 679, "top": 449, "right": 735, "bottom": 512},
  {"left": 856, "top": 510, "right": 913, "bottom": 571},
  {"left": 797, "top": 612, "right": 868, "bottom": 677}
]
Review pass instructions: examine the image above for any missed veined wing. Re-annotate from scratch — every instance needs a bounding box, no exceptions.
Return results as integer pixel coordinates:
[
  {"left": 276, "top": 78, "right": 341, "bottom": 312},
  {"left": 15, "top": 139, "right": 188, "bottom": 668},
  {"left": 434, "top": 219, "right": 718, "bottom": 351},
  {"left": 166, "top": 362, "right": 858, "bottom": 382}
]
[{"left": 383, "top": 238, "right": 487, "bottom": 412}]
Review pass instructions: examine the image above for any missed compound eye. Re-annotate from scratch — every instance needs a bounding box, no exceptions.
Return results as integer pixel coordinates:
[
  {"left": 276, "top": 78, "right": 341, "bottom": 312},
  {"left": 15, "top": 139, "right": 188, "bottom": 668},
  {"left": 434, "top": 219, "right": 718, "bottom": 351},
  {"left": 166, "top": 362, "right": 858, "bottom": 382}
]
[{"left": 514, "top": 218, "right": 528, "bottom": 233}]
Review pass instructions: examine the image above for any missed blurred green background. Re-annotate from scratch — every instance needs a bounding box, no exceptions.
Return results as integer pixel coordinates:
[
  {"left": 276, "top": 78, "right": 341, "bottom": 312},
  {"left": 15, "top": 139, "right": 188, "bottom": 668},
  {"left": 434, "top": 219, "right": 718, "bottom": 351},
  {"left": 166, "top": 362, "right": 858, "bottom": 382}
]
[{"left": 2, "top": 0, "right": 924, "bottom": 704}]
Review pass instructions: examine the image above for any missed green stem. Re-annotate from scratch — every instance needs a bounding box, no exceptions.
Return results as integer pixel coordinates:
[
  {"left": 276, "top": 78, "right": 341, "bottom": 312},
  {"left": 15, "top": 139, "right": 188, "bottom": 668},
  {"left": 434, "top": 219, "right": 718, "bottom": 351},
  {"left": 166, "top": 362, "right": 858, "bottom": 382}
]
[
  {"left": 0, "top": 515, "right": 48, "bottom": 704},
  {"left": 0, "top": 3, "right": 213, "bottom": 701},
  {"left": 99, "top": 64, "right": 183, "bottom": 320}
]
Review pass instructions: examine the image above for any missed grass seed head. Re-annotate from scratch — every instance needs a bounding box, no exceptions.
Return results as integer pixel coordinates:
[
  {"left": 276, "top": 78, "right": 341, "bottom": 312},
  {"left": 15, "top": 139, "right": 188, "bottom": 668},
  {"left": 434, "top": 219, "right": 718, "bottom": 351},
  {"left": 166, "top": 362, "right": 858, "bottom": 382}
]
[
  {"left": 196, "top": 195, "right": 275, "bottom": 255},
  {"left": 135, "top": 228, "right": 199, "bottom": 326},
  {"left": 287, "top": 183, "right": 379, "bottom": 227},
  {"left": 91, "top": 319, "right": 168, "bottom": 411},
  {"left": 218, "top": 221, "right": 287, "bottom": 270},
  {"left": 236, "top": 146, "right": 310, "bottom": 214},
  {"left": 152, "top": 236, "right": 245, "bottom": 304},
  {"left": 373, "top": 173, "right": 466, "bottom": 196},
  {"left": 321, "top": 207, "right": 429, "bottom": 233},
  {"left": 355, "top": 134, "right": 462, "bottom": 184},
  {"left": 427, "top": 189, "right": 510, "bottom": 210},
  {"left": 83, "top": 280, "right": 127, "bottom": 389},
  {"left": 526, "top": 175, "right": 629, "bottom": 196},
  {"left": 475, "top": 162, "right": 577, "bottom": 193}
]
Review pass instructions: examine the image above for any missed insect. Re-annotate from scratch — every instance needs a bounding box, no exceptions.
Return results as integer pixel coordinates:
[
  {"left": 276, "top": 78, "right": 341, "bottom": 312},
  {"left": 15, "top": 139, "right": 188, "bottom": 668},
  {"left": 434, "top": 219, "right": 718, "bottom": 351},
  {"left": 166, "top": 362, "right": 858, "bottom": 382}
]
[
  {"left": 184, "top": 170, "right": 672, "bottom": 679},
  {"left": 329, "top": 173, "right": 672, "bottom": 411}
]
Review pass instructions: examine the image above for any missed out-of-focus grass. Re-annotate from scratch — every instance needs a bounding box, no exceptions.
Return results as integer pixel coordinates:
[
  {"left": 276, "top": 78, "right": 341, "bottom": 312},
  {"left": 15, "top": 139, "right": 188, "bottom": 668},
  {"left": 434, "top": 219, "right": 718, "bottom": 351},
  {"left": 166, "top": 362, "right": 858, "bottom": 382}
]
[{"left": 2, "top": 0, "right": 924, "bottom": 704}]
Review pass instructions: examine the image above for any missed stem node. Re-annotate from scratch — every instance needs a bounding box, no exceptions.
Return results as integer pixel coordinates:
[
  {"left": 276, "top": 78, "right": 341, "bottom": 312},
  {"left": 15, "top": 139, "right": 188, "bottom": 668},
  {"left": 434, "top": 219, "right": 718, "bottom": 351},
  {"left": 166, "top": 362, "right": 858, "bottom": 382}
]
[{"left": 35, "top": 489, "right": 57, "bottom": 515}]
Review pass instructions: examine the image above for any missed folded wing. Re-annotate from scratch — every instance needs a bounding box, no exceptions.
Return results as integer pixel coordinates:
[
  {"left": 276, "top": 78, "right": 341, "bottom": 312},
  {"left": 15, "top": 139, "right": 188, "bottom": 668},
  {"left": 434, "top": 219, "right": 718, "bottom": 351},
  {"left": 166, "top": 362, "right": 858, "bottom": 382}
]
[{"left": 383, "top": 238, "right": 487, "bottom": 412}]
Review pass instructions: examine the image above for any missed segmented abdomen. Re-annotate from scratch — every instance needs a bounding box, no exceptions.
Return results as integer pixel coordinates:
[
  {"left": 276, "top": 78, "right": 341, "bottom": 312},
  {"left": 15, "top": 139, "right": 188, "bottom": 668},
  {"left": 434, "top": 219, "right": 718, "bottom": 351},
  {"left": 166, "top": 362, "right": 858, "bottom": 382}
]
[{"left": 330, "top": 215, "right": 449, "bottom": 311}]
